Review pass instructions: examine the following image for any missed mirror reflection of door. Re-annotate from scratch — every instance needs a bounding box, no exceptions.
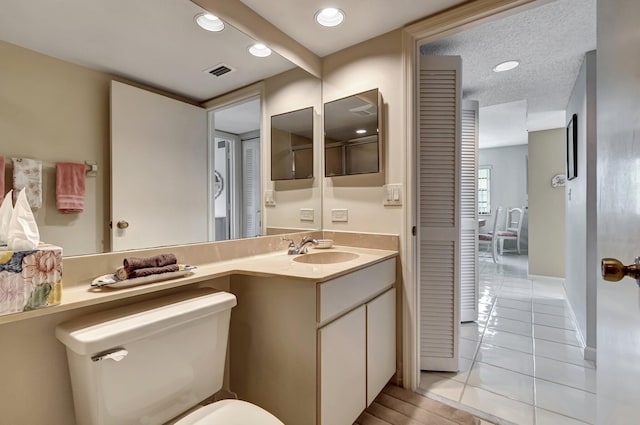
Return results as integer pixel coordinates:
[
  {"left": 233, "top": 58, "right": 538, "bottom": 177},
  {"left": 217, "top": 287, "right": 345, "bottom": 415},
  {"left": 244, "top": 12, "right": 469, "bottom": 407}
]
[
  {"left": 213, "top": 135, "right": 233, "bottom": 241},
  {"left": 242, "top": 136, "right": 261, "bottom": 237},
  {"left": 210, "top": 96, "right": 262, "bottom": 241}
]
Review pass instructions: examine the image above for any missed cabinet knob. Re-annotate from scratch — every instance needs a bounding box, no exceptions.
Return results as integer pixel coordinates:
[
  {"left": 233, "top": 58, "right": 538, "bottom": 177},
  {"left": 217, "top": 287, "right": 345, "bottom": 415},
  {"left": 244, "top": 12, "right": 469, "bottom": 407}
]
[{"left": 117, "top": 220, "right": 129, "bottom": 229}]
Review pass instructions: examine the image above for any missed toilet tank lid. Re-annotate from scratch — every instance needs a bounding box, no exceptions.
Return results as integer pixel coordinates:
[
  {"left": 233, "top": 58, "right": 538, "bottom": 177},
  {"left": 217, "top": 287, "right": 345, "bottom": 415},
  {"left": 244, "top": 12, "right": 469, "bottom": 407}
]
[{"left": 55, "top": 289, "right": 237, "bottom": 355}]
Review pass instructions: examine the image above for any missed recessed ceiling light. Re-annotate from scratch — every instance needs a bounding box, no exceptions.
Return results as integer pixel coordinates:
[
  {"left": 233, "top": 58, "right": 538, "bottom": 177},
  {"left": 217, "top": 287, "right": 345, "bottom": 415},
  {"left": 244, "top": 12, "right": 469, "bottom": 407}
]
[
  {"left": 493, "top": 60, "right": 519, "bottom": 72},
  {"left": 195, "top": 13, "right": 225, "bottom": 32},
  {"left": 249, "top": 43, "right": 272, "bottom": 58},
  {"left": 356, "top": 129, "right": 367, "bottom": 134},
  {"left": 315, "top": 8, "right": 345, "bottom": 27}
]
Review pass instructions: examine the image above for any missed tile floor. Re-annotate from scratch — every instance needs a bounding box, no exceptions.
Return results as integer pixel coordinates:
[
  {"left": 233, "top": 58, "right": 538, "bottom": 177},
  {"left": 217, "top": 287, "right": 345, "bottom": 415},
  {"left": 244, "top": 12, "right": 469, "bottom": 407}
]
[{"left": 418, "top": 254, "right": 596, "bottom": 425}]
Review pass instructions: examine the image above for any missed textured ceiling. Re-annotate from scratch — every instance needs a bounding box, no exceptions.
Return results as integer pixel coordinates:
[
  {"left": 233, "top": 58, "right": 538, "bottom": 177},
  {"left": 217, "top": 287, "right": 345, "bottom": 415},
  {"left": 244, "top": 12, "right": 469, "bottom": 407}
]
[
  {"left": 421, "top": 0, "right": 596, "bottom": 148},
  {"left": 421, "top": 0, "right": 596, "bottom": 116}
]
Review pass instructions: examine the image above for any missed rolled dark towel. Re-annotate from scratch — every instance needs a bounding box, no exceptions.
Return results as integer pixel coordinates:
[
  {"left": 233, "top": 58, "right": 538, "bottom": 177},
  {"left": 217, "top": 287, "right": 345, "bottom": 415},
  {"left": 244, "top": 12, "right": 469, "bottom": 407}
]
[
  {"left": 123, "top": 253, "right": 177, "bottom": 273},
  {"left": 126, "top": 264, "right": 180, "bottom": 279}
]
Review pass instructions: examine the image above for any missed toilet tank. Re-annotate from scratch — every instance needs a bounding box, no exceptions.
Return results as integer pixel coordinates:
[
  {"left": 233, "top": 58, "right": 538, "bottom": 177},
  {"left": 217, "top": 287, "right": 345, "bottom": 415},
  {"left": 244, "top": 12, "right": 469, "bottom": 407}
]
[{"left": 55, "top": 288, "right": 237, "bottom": 425}]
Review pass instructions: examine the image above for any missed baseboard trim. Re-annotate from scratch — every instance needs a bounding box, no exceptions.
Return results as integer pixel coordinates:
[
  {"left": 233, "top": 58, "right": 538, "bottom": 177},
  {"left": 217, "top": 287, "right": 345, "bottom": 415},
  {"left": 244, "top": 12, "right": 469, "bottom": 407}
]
[
  {"left": 527, "top": 274, "right": 565, "bottom": 284},
  {"left": 564, "top": 295, "right": 587, "bottom": 349}
]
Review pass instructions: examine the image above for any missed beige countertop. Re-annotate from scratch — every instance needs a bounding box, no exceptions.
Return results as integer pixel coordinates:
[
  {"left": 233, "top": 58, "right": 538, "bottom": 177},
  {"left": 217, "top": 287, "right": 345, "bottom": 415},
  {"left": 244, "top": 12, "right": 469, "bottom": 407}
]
[{"left": 0, "top": 245, "right": 397, "bottom": 326}]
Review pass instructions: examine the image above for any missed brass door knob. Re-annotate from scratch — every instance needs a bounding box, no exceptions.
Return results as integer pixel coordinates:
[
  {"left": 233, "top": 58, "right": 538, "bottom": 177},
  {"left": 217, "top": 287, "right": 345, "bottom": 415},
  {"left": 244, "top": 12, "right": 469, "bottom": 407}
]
[
  {"left": 117, "top": 220, "right": 129, "bottom": 229},
  {"left": 601, "top": 257, "right": 640, "bottom": 286}
]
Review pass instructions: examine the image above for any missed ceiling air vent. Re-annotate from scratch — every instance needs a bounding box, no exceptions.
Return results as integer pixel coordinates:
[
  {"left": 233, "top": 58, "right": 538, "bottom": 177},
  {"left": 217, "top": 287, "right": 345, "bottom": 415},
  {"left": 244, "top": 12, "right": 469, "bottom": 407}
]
[{"left": 206, "top": 63, "right": 234, "bottom": 77}]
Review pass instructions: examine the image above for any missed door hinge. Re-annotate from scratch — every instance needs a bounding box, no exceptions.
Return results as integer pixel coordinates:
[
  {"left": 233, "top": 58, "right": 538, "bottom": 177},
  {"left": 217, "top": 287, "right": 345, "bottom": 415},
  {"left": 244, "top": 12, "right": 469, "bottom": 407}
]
[{"left": 412, "top": 226, "right": 417, "bottom": 236}]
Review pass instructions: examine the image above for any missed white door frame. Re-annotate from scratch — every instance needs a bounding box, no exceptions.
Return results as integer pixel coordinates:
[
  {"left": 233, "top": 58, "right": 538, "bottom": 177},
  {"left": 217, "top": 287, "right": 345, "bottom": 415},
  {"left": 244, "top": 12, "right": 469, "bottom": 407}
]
[
  {"left": 401, "top": 0, "right": 540, "bottom": 391},
  {"left": 203, "top": 82, "right": 266, "bottom": 239}
]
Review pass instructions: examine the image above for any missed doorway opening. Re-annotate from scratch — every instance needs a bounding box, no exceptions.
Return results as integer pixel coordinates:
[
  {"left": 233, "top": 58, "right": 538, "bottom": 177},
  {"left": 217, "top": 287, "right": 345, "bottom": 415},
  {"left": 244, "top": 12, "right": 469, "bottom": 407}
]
[
  {"left": 415, "top": 0, "right": 596, "bottom": 423},
  {"left": 209, "top": 96, "right": 262, "bottom": 241}
]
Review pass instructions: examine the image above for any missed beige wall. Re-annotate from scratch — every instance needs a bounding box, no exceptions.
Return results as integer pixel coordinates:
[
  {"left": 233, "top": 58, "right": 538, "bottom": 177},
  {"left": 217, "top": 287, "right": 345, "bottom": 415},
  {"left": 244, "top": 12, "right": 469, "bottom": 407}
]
[
  {"left": 264, "top": 67, "right": 322, "bottom": 232},
  {"left": 528, "top": 128, "right": 566, "bottom": 278},
  {"left": 0, "top": 40, "right": 110, "bottom": 255},
  {"left": 322, "top": 30, "right": 404, "bottom": 235}
]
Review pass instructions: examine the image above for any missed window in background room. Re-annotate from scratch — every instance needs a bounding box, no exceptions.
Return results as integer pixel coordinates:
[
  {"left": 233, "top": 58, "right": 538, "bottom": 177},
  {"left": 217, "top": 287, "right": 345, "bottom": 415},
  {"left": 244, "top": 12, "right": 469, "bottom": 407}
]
[{"left": 478, "top": 166, "right": 491, "bottom": 215}]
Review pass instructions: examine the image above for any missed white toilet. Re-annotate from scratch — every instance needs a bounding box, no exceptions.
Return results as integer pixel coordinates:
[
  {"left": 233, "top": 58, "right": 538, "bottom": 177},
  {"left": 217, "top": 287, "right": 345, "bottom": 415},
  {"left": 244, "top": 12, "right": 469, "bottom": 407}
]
[{"left": 55, "top": 288, "right": 284, "bottom": 425}]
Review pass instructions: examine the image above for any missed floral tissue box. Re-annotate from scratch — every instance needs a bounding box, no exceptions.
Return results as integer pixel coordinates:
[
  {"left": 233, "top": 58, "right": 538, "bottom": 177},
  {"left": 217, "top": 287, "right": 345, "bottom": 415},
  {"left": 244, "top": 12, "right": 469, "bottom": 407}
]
[{"left": 0, "top": 245, "right": 63, "bottom": 316}]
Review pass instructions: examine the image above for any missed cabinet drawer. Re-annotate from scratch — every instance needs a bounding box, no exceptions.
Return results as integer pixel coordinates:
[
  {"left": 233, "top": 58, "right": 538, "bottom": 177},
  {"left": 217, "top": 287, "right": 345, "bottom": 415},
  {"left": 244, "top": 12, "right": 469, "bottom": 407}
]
[{"left": 318, "top": 258, "right": 395, "bottom": 326}]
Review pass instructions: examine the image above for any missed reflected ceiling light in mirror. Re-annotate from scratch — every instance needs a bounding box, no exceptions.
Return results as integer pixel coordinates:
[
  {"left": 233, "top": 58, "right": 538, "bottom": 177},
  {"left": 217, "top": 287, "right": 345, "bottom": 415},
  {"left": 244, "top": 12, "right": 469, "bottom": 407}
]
[
  {"left": 492, "top": 60, "right": 520, "bottom": 72},
  {"left": 356, "top": 129, "right": 367, "bottom": 134},
  {"left": 315, "top": 8, "right": 345, "bottom": 27},
  {"left": 249, "top": 43, "right": 272, "bottom": 57},
  {"left": 195, "top": 13, "right": 225, "bottom": 32}
]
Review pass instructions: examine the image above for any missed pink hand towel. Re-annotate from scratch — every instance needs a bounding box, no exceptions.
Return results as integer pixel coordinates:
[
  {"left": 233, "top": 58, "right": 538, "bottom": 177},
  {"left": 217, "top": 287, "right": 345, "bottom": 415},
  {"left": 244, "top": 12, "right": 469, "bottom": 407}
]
[
  {"left": 0, "top": 156, "right": 4, "bottom": 195},
  {"left": 56, "top": 162, "right": 85, "bottom": 214}
]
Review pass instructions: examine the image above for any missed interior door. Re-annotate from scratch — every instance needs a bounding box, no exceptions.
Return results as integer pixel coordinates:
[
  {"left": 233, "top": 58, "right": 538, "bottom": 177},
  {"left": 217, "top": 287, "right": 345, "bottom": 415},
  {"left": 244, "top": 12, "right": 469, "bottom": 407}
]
[
  {"left": 213, "top": 137, "right": 231, "bottom": 241},
  {"left": 597, "top": 0, "right": 640, "bottom": 422},
  {"left": 241, "top": 137, "right": 261, "bottom": 238},
  {"left": 418, "top": 55, "right": 462, "bottom": 371},
  {"left": 111, "top": 81, "right": 207, "bottom": 251},
  {"left": 460, "top": 100, "right": 479, "bottom": 322}
]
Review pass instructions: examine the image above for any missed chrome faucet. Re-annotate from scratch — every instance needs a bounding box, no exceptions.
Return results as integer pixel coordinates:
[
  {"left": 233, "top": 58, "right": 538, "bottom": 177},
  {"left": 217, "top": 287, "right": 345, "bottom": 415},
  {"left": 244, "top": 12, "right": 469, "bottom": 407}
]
[{"left": 284, "top": 236, "right": 319, "bottom": 255}]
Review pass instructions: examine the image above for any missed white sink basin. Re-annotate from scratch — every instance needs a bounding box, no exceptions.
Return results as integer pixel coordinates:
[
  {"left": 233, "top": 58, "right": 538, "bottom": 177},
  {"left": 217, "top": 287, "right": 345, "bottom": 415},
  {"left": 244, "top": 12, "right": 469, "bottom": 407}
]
[{"left": 292, "top": 251, "right": 360, "bottom": 264}]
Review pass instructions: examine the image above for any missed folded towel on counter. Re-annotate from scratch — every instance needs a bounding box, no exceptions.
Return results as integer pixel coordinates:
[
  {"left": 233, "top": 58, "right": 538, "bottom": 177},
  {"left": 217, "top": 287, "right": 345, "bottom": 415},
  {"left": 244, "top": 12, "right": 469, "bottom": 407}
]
[
  {"left": 117, "top": 264, "right": 180, "bottom": 280},
  {"left": 56, "top": 162, "right": 85, "bottom": 213},
  {"left": 12, "top": 158, "right": 42, "bottom": 208},
  {"left": 115, "top": 266, "right": 129, "bottom": 281},
  {"left": 0, "top": 156, "right": 5, "bottom": 195},
  {"left": 123, "top": 253, "right": 177, "bottom": 273}
]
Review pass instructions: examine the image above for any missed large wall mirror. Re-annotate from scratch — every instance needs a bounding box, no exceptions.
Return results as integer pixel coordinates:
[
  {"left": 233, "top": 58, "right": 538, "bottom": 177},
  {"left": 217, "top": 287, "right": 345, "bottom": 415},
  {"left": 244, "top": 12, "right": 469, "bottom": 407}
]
[
  {"left": 271, "top": 107, "right": 314, "bottom": 181},
  {"left": 324, "top": 88, "right": 382, "bottom": 177},
  {"left": 0, "top": 0, "right": 322, "bottom": 256}
]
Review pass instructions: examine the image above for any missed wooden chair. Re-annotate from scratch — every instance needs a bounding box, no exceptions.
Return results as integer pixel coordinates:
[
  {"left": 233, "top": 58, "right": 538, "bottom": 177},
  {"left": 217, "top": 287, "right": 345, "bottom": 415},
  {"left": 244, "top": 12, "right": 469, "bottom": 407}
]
[
  {"left": 496, "top": 207, "right": 524, "bottom": 255},
  {"left": 478, "top": 207, "right": 503, "bottom": 263}
]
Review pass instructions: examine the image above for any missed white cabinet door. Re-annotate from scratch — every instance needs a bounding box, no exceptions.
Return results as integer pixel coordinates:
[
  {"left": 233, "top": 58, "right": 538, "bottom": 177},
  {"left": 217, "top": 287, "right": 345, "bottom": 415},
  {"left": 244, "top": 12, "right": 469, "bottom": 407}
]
[
  {"left": 319, "top": 305, "right": 366, "bottom": 425},
  {"left": 366, "top": 288, "right": 396, "bottom": 406}
]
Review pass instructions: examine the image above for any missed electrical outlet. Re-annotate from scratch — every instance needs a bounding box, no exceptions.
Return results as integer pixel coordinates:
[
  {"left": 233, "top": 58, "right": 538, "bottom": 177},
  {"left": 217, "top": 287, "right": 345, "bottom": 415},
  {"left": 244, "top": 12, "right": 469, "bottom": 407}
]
[
  {"left": 383, "top": 184, "right": 402, "bottom": 206},
  {"left": 264, "top": 190, "right": 276, "bottom": 206},
  {"left": 331, "top": 209, "right": 348, "bottom": 222},
  {"left": 300, "top": 208, "right": 314, "bottom": 221}
]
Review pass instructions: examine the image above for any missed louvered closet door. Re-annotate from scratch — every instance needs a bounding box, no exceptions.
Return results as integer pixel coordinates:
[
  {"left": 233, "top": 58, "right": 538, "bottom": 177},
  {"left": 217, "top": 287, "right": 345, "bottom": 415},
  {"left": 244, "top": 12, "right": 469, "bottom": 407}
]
[
  {"left": 460, "top": 101, "right": 479, "bottom": 322},
  {"left": 242, "top": 137, "right": 261, "bottom": 238},
  {"left": 418, "top": 56, "right": 461, "bottom": 372}
]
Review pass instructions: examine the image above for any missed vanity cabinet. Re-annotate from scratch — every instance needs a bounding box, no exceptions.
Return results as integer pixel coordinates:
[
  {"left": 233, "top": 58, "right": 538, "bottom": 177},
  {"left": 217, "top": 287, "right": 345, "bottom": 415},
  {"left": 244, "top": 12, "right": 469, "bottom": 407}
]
[
  {"left": 318, "top": 259, "right": 396, "bottom": 424},
  {"left": 229, "top": 257, "right": 396, "bottom": 425},
  {"left": 319, "top": 287, "right": 396, "bottom": 424}
]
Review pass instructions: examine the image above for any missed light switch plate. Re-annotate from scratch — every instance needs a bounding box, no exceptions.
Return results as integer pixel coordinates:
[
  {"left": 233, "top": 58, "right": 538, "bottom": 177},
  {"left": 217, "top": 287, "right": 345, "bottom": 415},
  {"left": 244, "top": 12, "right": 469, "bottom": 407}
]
[
  {"left": 264, "top": 190, "right": 276, "bottom": 206},
  {"left": 331, "top": 208, "right": 348, "bottom": 222},
  {"left": 300, "top": 208, "right": 314, "bottom": 221},
  {"left": 383, "top": 184, "right": 402, "bottom": 206}
]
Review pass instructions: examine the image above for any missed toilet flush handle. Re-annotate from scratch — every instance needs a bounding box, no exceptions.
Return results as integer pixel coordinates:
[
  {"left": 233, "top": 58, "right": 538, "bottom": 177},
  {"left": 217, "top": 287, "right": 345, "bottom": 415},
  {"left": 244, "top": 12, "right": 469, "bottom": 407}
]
[{"left": 91, "top": 348, "right": 129, "bottom": 362}]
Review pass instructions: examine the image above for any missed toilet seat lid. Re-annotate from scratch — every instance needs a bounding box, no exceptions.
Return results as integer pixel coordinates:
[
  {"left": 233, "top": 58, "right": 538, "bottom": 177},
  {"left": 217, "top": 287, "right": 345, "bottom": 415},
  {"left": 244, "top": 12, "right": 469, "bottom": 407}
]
[{"left": 174, "top": 400, "right": 284, "bottom": 425}]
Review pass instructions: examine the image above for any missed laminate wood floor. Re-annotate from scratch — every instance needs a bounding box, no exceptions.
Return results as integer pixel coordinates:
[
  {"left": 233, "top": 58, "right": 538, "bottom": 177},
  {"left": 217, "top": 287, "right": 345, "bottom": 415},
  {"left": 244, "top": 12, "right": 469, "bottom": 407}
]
[{"left": 355, "top": 385, "right": 490, "bottom": 425}]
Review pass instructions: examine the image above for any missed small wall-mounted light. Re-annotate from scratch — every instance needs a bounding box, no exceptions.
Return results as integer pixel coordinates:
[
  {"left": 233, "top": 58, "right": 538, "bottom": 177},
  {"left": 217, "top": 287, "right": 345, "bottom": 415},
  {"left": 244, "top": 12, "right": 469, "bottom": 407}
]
[{"left": 356, "top": 129, "right": 367, "bottom": 134}]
